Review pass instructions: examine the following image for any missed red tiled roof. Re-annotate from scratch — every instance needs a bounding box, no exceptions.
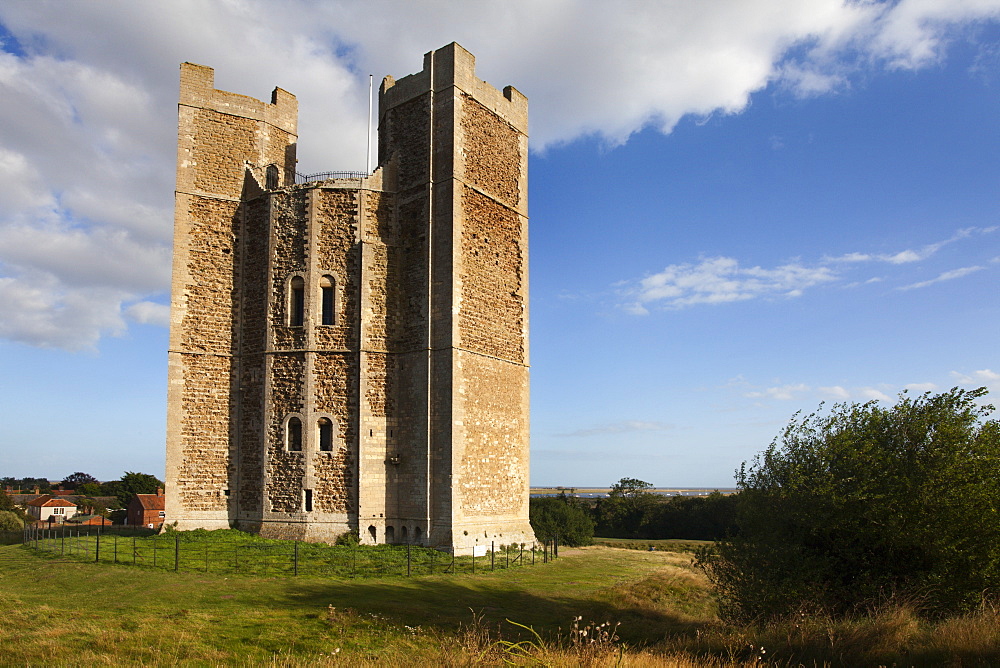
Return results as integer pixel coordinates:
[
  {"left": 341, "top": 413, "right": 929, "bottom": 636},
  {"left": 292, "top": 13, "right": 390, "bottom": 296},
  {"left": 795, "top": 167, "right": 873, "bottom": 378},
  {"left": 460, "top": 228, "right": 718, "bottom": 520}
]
[
  {"left": 26, "top": 495, "right": 76, "bottom": 508},
  {"left": 135, "top": 494, "right": 165, "bottom": 511}
]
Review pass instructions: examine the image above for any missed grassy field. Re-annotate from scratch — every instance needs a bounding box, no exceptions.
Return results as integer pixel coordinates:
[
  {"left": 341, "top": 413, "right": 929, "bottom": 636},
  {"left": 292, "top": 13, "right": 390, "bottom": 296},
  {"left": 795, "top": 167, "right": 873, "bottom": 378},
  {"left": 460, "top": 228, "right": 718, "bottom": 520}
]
[
  {"left": 591, "top": 538, "right": 711, "bottom": 554},
  {"left": 2, "top": 537, "right": 999, "bottom": 666}
]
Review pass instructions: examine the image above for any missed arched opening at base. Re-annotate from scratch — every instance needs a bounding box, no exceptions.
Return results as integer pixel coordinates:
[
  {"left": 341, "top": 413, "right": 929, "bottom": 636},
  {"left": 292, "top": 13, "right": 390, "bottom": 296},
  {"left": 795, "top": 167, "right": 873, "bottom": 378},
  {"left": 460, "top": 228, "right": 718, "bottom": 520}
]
[
  {"left": 367, "top": 525, "right": 377, "bottom": 542},
  {"left": 385, "top": 525, "right": 395, "bottom": 544}
]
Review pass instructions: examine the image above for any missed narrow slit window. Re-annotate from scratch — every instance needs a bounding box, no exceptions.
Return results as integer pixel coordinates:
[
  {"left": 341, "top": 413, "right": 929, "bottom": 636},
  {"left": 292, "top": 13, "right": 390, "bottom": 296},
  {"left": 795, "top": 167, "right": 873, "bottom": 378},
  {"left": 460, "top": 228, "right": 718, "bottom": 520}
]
[
  {"left": 320, "top": 275, "right": 335, "bottom": 325},
  {"left": 289, "top": 277, "right": 305, "bottom": 327},
  {"left": 287, "top": 417, "right": 302, "bottom": 452},
  {"left": 318, "top": 418, "right": 333, "bottom": 452},
  {"left": 304, "top": 489, "right": 313, "bottom": 512}
]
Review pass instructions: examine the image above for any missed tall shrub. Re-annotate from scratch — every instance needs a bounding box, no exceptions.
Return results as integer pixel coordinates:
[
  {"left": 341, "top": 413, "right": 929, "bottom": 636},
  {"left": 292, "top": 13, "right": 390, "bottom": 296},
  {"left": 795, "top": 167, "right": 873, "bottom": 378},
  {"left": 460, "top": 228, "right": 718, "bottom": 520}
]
[{"left": 699, "top": 387, "right": 1000, "bottom": 620}]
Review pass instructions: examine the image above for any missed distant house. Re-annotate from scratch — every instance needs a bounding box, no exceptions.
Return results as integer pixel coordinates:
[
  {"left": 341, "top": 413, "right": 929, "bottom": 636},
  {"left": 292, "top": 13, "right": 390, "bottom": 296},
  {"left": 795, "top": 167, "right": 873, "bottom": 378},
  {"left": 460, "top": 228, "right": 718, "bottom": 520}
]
[
  {"left": 26, "top": 495, "right": 77, "bottom": 523},
  {"left": 127, "top": 489, "right": 165, "bottom": 529}
]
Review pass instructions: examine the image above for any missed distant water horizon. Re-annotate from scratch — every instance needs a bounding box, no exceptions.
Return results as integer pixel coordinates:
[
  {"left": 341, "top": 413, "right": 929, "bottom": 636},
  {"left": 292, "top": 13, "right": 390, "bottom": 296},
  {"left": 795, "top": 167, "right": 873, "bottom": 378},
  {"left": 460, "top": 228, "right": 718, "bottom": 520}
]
[{"left": 530, "top": 486, "right": 738, "bottom": 498}]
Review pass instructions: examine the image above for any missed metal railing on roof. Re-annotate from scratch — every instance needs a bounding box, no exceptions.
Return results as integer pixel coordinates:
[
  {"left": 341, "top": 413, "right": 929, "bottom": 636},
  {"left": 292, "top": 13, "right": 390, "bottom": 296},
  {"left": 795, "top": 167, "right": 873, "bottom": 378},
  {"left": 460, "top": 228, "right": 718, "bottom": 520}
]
[{"left": 294, "top": 170, "right": 370, "bottom": 184}]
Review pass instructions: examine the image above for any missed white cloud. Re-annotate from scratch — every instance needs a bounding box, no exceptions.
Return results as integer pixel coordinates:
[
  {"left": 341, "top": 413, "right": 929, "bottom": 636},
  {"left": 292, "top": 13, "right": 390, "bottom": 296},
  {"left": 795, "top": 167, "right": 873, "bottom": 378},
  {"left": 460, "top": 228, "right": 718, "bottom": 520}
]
[
  {"left": 898, "top": 265, "right": 985, "bottom": 290},
  {"left": 0, "top": 1, "right": 999, "bottom": 348},
  {"left": 622, "top": 227, "right": 994, "bottom": 312},
  {"left": 818, "top": 385, "right": 852, "bottom": 400},
  {"left": 857, "top": 387, "right": 893, "bottom": 402},
  {"left": 556, "top": 420, "right": 674, "bottom": 438},
  {"left": 625, "top": 256, "right": 837, "bottom": 312},
  {"left": 951, "top": 369, "right": 1000, "bottom": 386},
  {"left": 826, "top": 227, "right": 994, "bottom": 265},
  {"left": 745, "top": 383, "right": 811, "bottom": 401},
  {"left": 126, "top": 301, "right": 171, "bottom": 327}
]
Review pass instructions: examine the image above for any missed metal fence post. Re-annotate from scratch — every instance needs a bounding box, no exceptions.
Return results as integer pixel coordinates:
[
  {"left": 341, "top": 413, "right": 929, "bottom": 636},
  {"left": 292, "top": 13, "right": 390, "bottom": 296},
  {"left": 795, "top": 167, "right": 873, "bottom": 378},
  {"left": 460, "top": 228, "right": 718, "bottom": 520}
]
[
  {"left": 491, "top": 541, "right": 495, "bottom": 571},
  {"left": 95, "top": 530, "right": 100, "bottom": 563},
  {"left": 61, "top": 527, "right": 65, "bottom": 555},
  {"left": 406, "top": 542, "right": 411, "bottom": 577},
  {"left": 294, "top": 541, "right": 299, "bottom": 577}
]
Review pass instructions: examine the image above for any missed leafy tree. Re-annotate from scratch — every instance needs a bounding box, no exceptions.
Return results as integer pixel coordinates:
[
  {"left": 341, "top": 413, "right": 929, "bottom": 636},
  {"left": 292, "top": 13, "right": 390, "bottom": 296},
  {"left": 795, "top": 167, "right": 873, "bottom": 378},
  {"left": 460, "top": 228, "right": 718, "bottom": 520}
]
[
  {"left": 594, "top": 477, "right": 660, "bottom": 538},
  {"left": 645, "top": 492, "right": 738, "bottom": 541},
  {"left": 530, "top": 494, "right": 595, "bottom": 546},
  {"left": 0, "top": 510, "right": 23, "bottom": 532},
  {"left": 76, "top": 482, "right": 103, "bottom": 497},
  {"left": 0, "top": 477, "right": 50, "bottom": 493},
  {"left": 698, "top": 388, "right": 1000, "bottom": 620},
  {"left": 100, "top": 480, "right": 122, "bottom": 503},
  {"left": 60, "top": 472, "right": 99, "bottom": 490},
  {"left": 115, "top": 472, "right": 163, "bottom": 509}
]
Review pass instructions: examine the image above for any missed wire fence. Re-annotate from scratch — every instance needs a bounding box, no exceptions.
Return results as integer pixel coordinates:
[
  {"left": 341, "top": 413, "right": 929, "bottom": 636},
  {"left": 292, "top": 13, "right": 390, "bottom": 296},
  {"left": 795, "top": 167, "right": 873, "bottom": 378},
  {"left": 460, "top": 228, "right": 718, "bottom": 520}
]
[{"left": 21, "top": 525, "right": 559, "bottom": 578}]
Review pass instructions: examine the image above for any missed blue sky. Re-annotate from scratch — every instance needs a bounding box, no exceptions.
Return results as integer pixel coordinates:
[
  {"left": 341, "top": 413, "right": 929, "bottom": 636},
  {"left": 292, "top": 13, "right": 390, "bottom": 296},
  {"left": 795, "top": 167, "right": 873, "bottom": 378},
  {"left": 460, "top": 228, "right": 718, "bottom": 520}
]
[{"left": 0, "top": 2, "right": 998, "bottom": 487}]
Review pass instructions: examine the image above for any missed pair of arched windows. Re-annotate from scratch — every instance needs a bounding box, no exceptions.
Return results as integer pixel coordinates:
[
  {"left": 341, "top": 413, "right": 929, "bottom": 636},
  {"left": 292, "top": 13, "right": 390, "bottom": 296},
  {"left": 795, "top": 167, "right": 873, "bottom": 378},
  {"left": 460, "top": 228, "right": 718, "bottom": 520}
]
[
  {"left": 286, "top": 275, "right": 336, "bottom": 327},
  {"left": 285, "top": 416, "right": 335, "bottom": 452}
]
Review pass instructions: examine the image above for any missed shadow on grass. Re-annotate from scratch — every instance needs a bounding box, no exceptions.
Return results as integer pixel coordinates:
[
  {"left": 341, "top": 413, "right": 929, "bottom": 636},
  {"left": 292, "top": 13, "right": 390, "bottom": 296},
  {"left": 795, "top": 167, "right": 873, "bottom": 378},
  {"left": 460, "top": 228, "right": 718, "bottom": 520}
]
[{"left": 277, "top": 572, "right": 707, "bottom": 648}]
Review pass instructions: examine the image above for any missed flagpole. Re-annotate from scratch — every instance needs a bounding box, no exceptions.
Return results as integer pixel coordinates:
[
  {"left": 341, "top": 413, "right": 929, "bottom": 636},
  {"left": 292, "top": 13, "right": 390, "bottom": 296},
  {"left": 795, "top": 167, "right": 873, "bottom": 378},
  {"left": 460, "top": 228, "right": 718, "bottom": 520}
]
[{"left": 366, "top": 74, "right": 373, "bottom": 174}]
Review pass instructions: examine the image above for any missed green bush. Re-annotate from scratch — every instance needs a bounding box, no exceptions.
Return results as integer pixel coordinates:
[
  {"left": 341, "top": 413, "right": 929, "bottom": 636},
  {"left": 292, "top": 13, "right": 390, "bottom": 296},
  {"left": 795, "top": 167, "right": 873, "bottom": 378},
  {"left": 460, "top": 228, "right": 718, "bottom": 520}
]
[
  {"left": 529, "top": 495, "right": 595, "bottom": 546},
  {"left": 699, "top": 387, "right": 1000, "bottom": 620},
  {"left": 0, "top": 510, "right": 23, "bottom": 532}
]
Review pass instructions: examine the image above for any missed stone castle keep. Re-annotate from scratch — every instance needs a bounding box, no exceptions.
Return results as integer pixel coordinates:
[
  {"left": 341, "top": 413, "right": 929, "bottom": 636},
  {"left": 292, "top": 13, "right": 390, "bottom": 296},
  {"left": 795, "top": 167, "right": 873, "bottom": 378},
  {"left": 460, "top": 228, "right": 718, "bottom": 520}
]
[{"left": 165, "top": 43, "right": 534, "bottom": 550}]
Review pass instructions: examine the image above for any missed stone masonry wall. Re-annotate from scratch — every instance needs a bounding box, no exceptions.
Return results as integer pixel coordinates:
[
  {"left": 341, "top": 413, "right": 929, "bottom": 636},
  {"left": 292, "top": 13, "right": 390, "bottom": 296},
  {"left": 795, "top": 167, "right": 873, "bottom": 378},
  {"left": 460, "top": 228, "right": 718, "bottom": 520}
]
[
  {"left": 236, "top": 195, "right": 270, "bottom": 514},
  {"left": 181, "top": 198, "right": 239, "bottom": 353},
  {"left": 266, "top": 352, "right": 305, "bottom": 513},
  {"left": 460, "top": 94, "right": 521, "bottom": 208},
  {"left": 381, "top": 94, "right": 430, "bottom": 191},
  {"left": 193, "top": 110, "right": 257, "bottom": 196},
  {"left": 459, "top": 186, "right": 525, "bottom": 363},
  {"left": 270, "top": 190, "right": 308, "bottom": 351},
  {"left": 457, "top": 353, "right": 527, "bottom": 517},
  {"left": 314, "top": 189, "right": 359, "bottom": 350},
  {"left": 178, "top": 354, "right": 232, "bottom": 511},
  {"left": 313, "top": 353, "right": 355, "bottom": 512}
]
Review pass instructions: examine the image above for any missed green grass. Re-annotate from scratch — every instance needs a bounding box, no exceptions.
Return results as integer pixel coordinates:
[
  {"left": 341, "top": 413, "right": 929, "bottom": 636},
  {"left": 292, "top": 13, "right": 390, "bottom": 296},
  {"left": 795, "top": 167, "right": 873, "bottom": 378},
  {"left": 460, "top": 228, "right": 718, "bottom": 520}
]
[
  {"left": 3, "top": 539, "right": 1000, "bottom": 666},
  {"left": 592, "top": 537, "right": 712, "bottom": 553},
  {"left": 0, "top": 540, "right": 695, "bottom": 665}
]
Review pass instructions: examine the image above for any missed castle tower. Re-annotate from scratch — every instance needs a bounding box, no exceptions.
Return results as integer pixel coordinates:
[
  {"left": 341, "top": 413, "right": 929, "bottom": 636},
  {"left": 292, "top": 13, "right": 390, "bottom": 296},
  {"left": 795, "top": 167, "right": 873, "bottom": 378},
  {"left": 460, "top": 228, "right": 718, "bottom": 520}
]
[{"left": 165, "top": 43, "right": 534, "bottom": 550}]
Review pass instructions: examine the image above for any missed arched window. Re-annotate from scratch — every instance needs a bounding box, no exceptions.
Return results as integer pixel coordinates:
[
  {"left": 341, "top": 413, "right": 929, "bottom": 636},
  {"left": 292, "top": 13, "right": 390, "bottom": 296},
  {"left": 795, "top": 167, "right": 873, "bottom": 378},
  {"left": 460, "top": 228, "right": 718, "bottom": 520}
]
[
  {"left": 414, "top": 526, "right": 422, "bottom": 542},
  {"left": 318, "top": 418, "right": 333, "bottom": 452},
  {"left": 286, "top": 416, "right": 302, "bottom": 452},
  {"left": 385, "top": 525, "right": 395, "bottom": 544},
  {"left": 401, "top": 526, "right": 409, "bottom": 543},
  {"left": 320, "top": 275, "right": 335, "bottom": 325},
  {"left": 265, "top": 164, "right": 279, "bottom": 190},
  {"left": 289, "top": 276, "right": 304, "bottom": 327},
  {"left": 367, "top": 525, "right": 377, "bottom": 542}
]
